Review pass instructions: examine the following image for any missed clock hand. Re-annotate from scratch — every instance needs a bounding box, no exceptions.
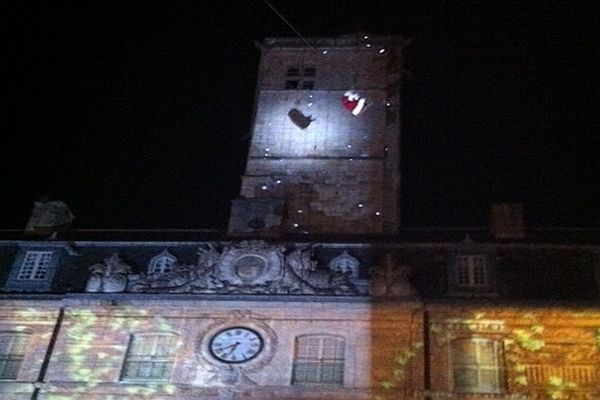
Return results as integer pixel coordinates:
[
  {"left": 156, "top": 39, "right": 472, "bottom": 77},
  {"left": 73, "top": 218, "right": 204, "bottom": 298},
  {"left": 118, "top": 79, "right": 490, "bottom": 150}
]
[{"left": 222, "top": 342, "right": 240, "bottom": 355}]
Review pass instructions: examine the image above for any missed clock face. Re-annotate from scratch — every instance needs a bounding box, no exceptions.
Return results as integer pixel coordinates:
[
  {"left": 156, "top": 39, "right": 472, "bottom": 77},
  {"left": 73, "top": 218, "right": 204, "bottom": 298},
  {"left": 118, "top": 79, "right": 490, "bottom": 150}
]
[{"left": 209, "top": 327, "right": 264, "bottom": 363}]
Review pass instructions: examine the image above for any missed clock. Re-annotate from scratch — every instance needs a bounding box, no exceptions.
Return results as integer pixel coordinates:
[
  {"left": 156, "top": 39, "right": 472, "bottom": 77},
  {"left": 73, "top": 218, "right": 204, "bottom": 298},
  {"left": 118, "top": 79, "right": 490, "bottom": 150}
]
[{"left": 209, "top": 327, "right": 264, "bottom": 363}]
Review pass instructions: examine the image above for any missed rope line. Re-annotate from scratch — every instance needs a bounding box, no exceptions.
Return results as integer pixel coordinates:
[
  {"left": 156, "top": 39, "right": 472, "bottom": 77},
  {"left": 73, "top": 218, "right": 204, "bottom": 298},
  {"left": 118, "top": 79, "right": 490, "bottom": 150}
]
[{"left": 263, "top": 0, "right": 319, "bottom": 53}]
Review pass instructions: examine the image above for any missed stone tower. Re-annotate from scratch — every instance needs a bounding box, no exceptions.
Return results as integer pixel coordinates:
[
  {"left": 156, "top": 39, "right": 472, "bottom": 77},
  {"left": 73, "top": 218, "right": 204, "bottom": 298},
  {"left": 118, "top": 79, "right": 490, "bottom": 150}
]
[{"left": 229, "top": 34, "right": 408, "bottom": 236}]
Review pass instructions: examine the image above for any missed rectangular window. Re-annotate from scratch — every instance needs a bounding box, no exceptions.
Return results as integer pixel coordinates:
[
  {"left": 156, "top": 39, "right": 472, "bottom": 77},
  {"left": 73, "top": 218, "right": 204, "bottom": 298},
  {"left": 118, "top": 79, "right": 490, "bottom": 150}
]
[
  {"left": 121, "top": 334, "right": 177, "bottom": 381},
  {"left": 17, "top": 251, "right": 53, "bottom": 280},
  {"left": 292, "top": 335, "right": 344, "bottom": 385},
  {"left": 0, "top": 333, "right": 28, "bottom": 380},
  {"left": 285, "top": 80, "right": 299, "bottom": 89},
  {"left": 455, "top": 255, "right": 488, "bottom": 287},
  {"left": 452, "top": 338, "right": 503, "bottom": 393},
  {"left": 287, "top": 67, "right": 300, "bottom": 77},
  {"left": 302, "top": 81, "right": 315, "bottom": 90},
  {"left": 303, "top": 67, "right": 316, "bottom": 77}
]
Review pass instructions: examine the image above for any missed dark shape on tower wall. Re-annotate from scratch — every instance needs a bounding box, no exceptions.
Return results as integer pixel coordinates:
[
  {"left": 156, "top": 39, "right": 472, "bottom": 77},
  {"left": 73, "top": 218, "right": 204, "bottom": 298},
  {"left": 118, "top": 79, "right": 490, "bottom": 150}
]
[{"left": 287, "top": 108, "right": 315, "bottom": 129}]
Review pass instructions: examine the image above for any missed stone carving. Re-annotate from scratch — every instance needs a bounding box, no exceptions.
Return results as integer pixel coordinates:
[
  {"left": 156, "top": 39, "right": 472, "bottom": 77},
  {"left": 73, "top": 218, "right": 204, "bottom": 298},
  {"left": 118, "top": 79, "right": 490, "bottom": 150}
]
[
  {"left": 148, "top": 249, "right": 178, "bottom": 274},
  {"left": 208, "top": 365, "right": 256, "bottom": 386},
  {"left": 283, "top": 245, "right": 358, "bottom": 295},
  {"left": 328, "top": 251, "right": 360, "bottom": 279},
  {"left": 371, "top": 253, "right": 417, "bottom": 297},
  {"left": 127, "top": 241, "right": 364, "bottom": 295},
  {"left": 85, "top": 253, "right": 132, "bottom": 293}
]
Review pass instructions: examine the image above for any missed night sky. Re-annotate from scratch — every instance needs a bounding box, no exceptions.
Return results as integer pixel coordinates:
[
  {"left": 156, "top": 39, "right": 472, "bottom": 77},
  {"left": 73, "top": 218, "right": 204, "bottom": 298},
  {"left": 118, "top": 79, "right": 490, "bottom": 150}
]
[{"left": 4, "top": 1, "right": 599, "bottom": 229}]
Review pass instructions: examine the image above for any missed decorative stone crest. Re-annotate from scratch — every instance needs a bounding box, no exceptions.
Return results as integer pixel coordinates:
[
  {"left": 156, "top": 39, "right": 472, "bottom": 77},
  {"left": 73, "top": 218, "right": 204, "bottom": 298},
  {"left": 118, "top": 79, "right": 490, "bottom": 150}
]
[
  {"left": 85, "top": 253, "right": 132, "bottom": 293},
  {"left": 216, "top": 241, "right": 285, "bottom": 287},
  {"left": 124, "top": 241, "right": 365, "bottom": 295}
]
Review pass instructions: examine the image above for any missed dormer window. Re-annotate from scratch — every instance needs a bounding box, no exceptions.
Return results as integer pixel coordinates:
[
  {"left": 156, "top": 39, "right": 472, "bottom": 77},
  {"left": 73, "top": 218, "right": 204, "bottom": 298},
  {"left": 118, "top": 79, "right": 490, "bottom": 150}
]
[
  {"left": 17, "top": 251, "right": 53, "bottom": 280},
  {"left": 5, "top": 249, "right": 60, "bottom": 291},
  {"left": 455, "top": 255, "right": 488, "bottom": 288},
  {"left": 328, "top": 251, "right": 360, "bottom": 279},
  {"left": 449, "top": 254, "right": 496, "bottom": 296},
  {"left": 148, "top": 250, "right": 178, "bottom": 275}
]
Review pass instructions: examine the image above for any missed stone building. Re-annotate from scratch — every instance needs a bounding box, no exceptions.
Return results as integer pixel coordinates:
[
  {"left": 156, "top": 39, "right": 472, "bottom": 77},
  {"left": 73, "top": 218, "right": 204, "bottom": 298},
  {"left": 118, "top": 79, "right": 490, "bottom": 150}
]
[{"left": 1, "top": 34, "right": 599, "bottom": 400}]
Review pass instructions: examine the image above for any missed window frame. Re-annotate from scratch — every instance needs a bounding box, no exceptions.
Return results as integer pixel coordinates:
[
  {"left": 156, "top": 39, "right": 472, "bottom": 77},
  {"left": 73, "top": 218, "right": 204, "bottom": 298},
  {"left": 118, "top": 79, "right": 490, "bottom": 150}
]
[
  {"left": 450, "top": 337, "right": 505, "bottom": 394},
  {"left": 292, "top": 334, "right": 345, "bottom": 386},
  {"left": 147, "top": 250, "right": 178, "bottom": 275},
  {"left": 284, "top": 64, "right": 316, "bottom": 90},
  {"left": 455, "top": 254, "right": 489, "bottom": 288},
  {"left": 448, "top": 252, "right": 497, "bottom": 296},
  {"left": 0, "top": 332, "right": 29, "bottom": 380},
  {"left": 120, "top": 333, "right": 178, "bottom": 382},
  {"left": 5, "top": 248, "right": 60, "bottom": 291},
  {"left": 17, "top": 251, "right": 53, "bottom": 280}
]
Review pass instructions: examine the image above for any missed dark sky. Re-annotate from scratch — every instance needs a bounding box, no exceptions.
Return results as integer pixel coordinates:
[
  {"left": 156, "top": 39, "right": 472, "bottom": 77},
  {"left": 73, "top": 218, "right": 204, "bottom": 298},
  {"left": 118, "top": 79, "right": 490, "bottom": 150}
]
[{"left": 4, "top": 1, "right": 599, "bottom": 229}]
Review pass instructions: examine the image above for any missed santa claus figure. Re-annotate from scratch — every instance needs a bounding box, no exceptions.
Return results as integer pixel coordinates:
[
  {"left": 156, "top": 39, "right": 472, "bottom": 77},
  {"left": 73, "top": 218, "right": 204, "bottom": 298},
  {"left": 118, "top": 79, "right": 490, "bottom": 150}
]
[{"left": 342, "top": 91, "right": 367, "bottom": 116}]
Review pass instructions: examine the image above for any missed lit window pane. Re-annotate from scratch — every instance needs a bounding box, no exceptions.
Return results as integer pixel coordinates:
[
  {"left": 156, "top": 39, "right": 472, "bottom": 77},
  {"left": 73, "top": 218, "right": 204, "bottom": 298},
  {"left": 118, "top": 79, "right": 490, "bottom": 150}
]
[
  {"left": 0, "top": 334, "right": 28, "bottom": 380},
  {"left": 121, "top": 334, "right": 176, "bottom": 381},
  {"left": 17, "top": 251, "right": 52, "bottom": 280},
  {"left": 293, "top": 335, "right": 344, "bottom": 385},
  {"left": 451, "top": 339, "right": 502, "bottom": 393}
]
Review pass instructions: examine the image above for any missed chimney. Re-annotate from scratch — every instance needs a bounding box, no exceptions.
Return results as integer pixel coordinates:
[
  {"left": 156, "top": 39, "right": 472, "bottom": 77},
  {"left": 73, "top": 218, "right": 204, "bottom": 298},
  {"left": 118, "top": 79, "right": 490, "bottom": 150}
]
[
  {"left": 489, "top": 203, "right": 525, "bottom": 239},
  {"left": 24, "top": 197, "right": 75, "bottom": 235}
]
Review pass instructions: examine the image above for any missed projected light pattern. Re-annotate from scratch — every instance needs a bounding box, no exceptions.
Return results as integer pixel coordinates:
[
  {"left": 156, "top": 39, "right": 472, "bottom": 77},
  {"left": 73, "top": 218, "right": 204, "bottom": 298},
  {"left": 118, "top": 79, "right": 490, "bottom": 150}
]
[{"left": 1, "top": 305, "right": 597, "bottom": 400}]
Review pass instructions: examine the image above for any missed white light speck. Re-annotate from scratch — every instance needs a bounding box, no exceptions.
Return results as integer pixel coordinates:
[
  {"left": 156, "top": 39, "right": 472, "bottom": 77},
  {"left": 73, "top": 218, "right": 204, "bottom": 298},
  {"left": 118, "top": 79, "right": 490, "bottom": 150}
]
[
  {"left": 322, "top": 50, "right": 328, "bottom": 54},
  {"left": 363, "top": 35, "right": 369, "bottom": 40},
  {"left": 293, "top": 223, "right": 299, "bottom": 227},
  {"left": 297, "top": 209, "right": 303, "bottom": 214},
  {"left": 261, "top": 185, "right": 268, "bottom": 190},
  {"left": 386, "top": 101, "right": 391, "bottom": 107},
  {"left": 308, "top": 102, "right": 313, "bottom": 107},
  {"left": 366, "top": 44, "right": 371, "bottom": 48},
  {"left": 347, "top": 144, "right": 352, "bottom": 148},
  {"left": 357, "top": 203, "right": 364, "bottom": 208},
  {"left": 378, "top": 48, "right": 386, "bottom": 54},
  {"left": 276, "top": 179, "right": 282, "bottom": 184},
  {"left": 265, "top": 148, "right": 270, "bottom": 152},
  {"left": 375, "top": 211, "right": 381, "bottom": 216}
]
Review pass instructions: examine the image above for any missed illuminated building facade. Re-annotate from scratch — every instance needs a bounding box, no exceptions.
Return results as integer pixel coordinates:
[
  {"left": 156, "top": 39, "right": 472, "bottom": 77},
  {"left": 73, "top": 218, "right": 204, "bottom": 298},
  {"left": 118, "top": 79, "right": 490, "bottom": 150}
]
[{"left": 1, "top": 34, "right": 599, "bottom": 400}]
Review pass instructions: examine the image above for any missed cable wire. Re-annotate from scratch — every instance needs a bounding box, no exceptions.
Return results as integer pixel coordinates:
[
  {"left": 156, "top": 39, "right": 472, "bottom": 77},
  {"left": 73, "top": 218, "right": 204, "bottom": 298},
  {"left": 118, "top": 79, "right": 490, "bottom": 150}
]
[{"left": 263, "top": 0, "right": 319, "bottom": 53}]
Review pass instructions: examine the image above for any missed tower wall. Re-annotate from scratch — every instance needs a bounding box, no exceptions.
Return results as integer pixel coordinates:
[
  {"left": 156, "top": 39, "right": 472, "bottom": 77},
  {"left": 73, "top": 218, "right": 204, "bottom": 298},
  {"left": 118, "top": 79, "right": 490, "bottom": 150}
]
[{"left": 229, "top": 35, "right": 406, "bottom": 235}]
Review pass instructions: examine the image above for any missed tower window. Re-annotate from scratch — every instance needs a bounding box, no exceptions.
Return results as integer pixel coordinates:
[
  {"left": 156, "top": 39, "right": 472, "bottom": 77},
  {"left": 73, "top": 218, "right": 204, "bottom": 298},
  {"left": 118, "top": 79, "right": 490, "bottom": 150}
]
[
  {"left": 287, "top": 67, "right": 300, "bottom": 77},
  {"left": 285, "top": 80, "right": 299, "bottom": 89},
  {"left": 302, "top": 81, "right": 315, "bottom": 90},
  {"left": 303, "top": 67, "right": 316, "bottom": 77}
]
